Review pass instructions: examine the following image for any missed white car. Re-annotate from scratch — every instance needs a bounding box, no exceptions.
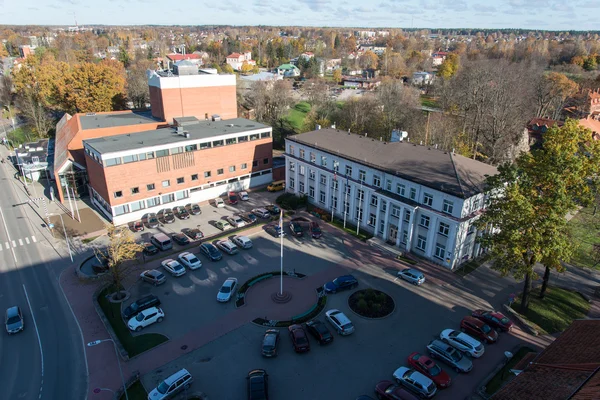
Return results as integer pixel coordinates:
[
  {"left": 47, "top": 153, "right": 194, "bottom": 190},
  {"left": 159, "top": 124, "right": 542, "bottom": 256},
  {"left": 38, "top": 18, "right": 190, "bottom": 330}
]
[
  {"left": 252, "top": 208, "right": 271, "bottom": 219},
  {"left": 440, "top": 329, "right": 485, "bottom": 358},
  {"left": 214, "top": 197, "right": 225, "bottom": 208},
  {"left": 161, "top": 259, "right": 186, "bottom": 277},
  {"left": 226, "top": 215, "right": 246, "bottom": 228},
  {"left": 232, "top": 235, "right": 253, "bottom": 249},
  {"left": 217, "top": 277, "right": 238, "bottom": 302},
  {"left": 127, "top": 306, "right": 164, "bottom": 332},
  {"left": 239, "top": 191, "right": 249, "bottom": 201},
  {"left": 178, "top": 252, "right": 202, "bottom": 270},
  {"left": 216, "top": 239, "right": 239, "bottom": 255},
  {"left": 325, "top": 309, "right": 355, "bottom": 335}
]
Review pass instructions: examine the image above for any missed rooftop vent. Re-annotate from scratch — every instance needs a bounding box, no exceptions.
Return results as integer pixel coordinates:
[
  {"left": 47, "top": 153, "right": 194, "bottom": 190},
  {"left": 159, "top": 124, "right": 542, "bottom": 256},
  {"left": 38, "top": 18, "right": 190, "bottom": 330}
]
[
  {"left": 226, "top": 124, "right": 234, "bottom": 127},
  {"left": 212, "top": 114, "right": 221, "bottom": 121},
  {"left": 86, "top": 112, "right": 96, "bottom": 116}
]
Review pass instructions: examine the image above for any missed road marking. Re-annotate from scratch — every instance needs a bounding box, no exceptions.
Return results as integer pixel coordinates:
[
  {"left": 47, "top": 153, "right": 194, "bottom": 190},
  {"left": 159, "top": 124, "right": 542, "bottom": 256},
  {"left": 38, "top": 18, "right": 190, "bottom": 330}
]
[
  {"left": 25, "top": 237, "right": 30, "bottom": 244},
  {"left": 18, "top": 238, "right": 23, "bottom": 246},
  {"left": 12, "top": 240, "right": 16, "bottom": 247},
  {"left": 4, "top": 242, "right": 8, "bottom": 249},
  {"left": 23, "top": 284, "right": 44, "bottom": 400},
  {"left": 32, "top": 235, "right": 37, "bottom": 243},
  {"left": 0, "top": 205, "right": 17, "bottom": 263}
]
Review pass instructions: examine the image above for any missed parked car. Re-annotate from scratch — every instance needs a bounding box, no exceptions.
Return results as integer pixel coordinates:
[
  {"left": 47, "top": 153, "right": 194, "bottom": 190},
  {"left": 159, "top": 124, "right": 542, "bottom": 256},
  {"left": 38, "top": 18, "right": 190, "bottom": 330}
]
[
  {"left": 132, "top": 221, "right": 144, "bottom": 232},
  {"left": 227, "top": 215, "right": 246, "bottom": 228},
  {"left": 122, "top": 294, "right": 161, "bottom": 320},
  {"left": 140, "top": 269, "right": 167, "bottom": 286},
  {"left": 161, "top": 259, "right": 187, "bottom": 277},
  {"left": 217, "top": 277, "right": 238, "bottom": 302},
  {"left": 309, "top": 222, "right": 322, "bottom": 239},
  {"left": 178, "top": 252, "right": 202, "bottom": 270},
  {"left": 289, "top": 221, "right": 303, "bottom": 237},
  {"left": 407, "top": 352, "right": 451, "bottom": 389},
  {"left": 214, "top": 197, "right": 225, "bottom": 208},
  {"left": 160, "top": 209, "right": 175, "bottom": 224},
  {"left": 240, "top": 212, "right": 258, "bottom": 224},
  {"left": 143, "top": 242, "right": 159, "bottom": 256},
  {"left": 397, "top": 268, "right": 426, "bottom": 286},
  {"left": 239, "top": 191, "right": 249, "bottom": 201},
  {"left": 440, "top": 329, "right": 485, "bottom": 358},
  {"left": 146, "top": 213, "right": 159, "bottom": 228},
  {"left": 247, "top": 369, "right": 268, "bottom": 400},
  {"left": 148, "top": 368, "right": 193, "bottom": 400},
  {"left": 232, "top": 235, "right": 253, "bottom": 249},
  {"left": 265, "top": 204, "right": 280, "bottom": 214},
  {"left": 374, "top": 380, "right": 418, "bottom": 400},
  {"left": 228, "top": 191, "right": 239, "bottom": 205},
  {"left": 253, "top": 208, "right": 271, "bottom": 219},
  {"left": 215, "top": 220, "right": 232, "bottom": 231},
  {"left": 174, "top": 206, "right": 190, "bottom": 220},
  {"left": 172, "top": 233, "right": 190, "bottom": 246},
  {"left": 460, "top": 316, "right": 498, "bottom": 344},
  {"left": 261, "top": 329, "right": 280, "bottom": 357},
  {"left": 127, "top": 306, "right": 164, "bottom": 332},
  {"left": 288, "top": 324, "right": 310, "bottom": 353},
  {"left": 392, "top": 367, "right": 437, "bottom": 399},
  {"left": 323, "top": 275, "right": 358, "bottom": 294},
  {"left": 305, "top": 319, "right": 333, "bottom": 345},
  {"left": 216, "top": 239, "right": 239, "bottom": 255},
  {"left": 199, "top": 243, "right": 223, "bottom": 261},
  {"left": 325, "top": 309, "right": 355, "bottom": 335},
  {"left": 183, "top": 228, "right": 204, "bottom": 241},
  {"left": 266, "top": 224, "right": 285, "bottom": 237},
  {"left": 426, "top": 339, "right": 473, "bottom": 373},
  {"left": 471, "top": 310, "right": 514, "bottom": 332},
  {"left": 190, "top": 203, "right": 202, "bottom": 215},
  {"left": 5, "top": 306, "right": 24, "bottom": 334}
]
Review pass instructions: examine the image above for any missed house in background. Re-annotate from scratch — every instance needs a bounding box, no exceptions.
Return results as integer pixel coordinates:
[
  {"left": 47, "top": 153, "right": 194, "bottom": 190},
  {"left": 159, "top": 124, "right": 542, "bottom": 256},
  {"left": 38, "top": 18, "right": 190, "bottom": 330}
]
[
  {"left": 226, "top": 52, "right": 255, "bottom": 71},
  {"left": 299, "top": 52, "right": 314, "bottom": 61},
  {"left": 165, "top": 53, "right": 202, "bottom": 70},
  {"left": 412, "top": 71, "right": 434, "bottom": 85},
  {"left": 276, "top": 64, "right": 300, "bottom": 78},
  {"left": 525, "top": 118, "right": 564, "bottom": 148},
  {"left": 432, "top": 51, "right": 448, "bottom": 66}
]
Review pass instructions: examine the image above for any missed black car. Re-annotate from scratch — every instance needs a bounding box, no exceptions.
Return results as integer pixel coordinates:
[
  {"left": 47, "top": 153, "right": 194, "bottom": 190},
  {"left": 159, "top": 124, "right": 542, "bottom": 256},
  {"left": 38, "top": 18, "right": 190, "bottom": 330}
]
[
  {"left": 146, "top": 213, "right": 159, "bottom": 229},
  {"left": 289, "top": 221, "right": 303, "bottom": 237},
  {"left": 143, "top": 242, "right": 159, "bottom": 256},
  {"left": 174, "top": 206, "right": 190, "bottom": 220},
  {"left": 122, "top": 294, "right": 161, "bottom": 320},
  {"left": 305, "top": 319, "right": 334, "bottom": 345},
  {"left": 188, "top": 203, "right": 202, "bottom": 215},
  {"left": 323, "top": 275, "right": 358, "bottom": 294},
  {"left": 172, "top": 233, "right": 190, "bottom": 246},
  {"left": 265, "top": 204, "right": 281, "bottom": 214},
  {"left": 199, "top": 243, "right": 223, "bottom": 261},
  {"left": 183, "top": 228, "right": 204, "bottom": 241},
  {"left": 261, "top": 329, "right": 280, "bottom": 357},
  {"left": 247, "top": 369, "right": 268, "bottom": 400},
  {"left": 240, "top": 212, "right": 258, "bottom": 224}
]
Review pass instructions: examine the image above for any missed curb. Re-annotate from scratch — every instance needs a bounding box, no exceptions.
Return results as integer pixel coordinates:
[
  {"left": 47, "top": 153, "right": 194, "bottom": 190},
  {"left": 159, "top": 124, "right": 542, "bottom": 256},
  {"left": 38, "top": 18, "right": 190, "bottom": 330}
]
[
  {"left": 502, "top": 304, "right": 539, "bottom": 336},
  {"left": 346, "top": 289, "right": 396, "bottom": 320},
  {"left": 92, "top": 283, "right": 130, "bottom": 361},
  {"left": 476, "top": 344, "right": 534, "bottom": 399}
]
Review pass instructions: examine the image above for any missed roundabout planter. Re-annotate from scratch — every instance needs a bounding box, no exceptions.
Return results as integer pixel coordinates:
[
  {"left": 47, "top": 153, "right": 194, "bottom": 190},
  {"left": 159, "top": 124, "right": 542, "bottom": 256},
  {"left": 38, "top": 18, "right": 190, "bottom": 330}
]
[{"left": 348, "top": 289, "right": 395, "bottom": 319}]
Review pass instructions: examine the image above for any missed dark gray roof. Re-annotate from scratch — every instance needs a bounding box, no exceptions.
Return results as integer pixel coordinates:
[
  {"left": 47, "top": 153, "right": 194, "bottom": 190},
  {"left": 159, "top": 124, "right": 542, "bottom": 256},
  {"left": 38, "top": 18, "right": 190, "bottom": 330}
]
[
  {"left": 288, "top": 128, "right": 498, "bottom": 199},
  {"left": 85, "top": 118, "right": 270, "bottom": 154},
  {"left": 79, "top": 111, "right": 159, "bottom": 130}
]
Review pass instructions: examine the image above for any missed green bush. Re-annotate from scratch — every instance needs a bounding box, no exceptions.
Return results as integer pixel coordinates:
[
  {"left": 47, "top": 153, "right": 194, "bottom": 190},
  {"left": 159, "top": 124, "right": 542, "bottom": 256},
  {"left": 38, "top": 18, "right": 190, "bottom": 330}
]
[
  {"left": 357, "top": 299, "right": 368, "bottom": 311},
  {"left": 276, "top": 193, "right": 308, "bottom": 210},
  {"left": 364, "top": 288, "right": 377, "bottom": 301}
]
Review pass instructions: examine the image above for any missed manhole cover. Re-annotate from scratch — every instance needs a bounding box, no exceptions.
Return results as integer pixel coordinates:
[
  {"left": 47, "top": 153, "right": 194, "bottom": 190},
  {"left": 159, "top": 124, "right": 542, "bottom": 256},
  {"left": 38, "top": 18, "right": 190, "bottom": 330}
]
[
  {"left": 181, "top": 345, "right": 188, "bottom": 350},
  {"left": 197, "top": 357, "right": 212, "bottom": 363}
]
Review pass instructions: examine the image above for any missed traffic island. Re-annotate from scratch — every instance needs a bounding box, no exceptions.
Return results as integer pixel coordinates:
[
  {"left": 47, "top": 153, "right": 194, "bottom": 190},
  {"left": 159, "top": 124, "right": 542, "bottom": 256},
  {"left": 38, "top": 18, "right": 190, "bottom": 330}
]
[
  {"left": 252, "top": 288, "right": 327, "bottom": 328},
  {"left": 348, "top": 288, "right": 395, "bottom": 319},
  {"left": 235, "top": 270, "right": 306, "bottom": 308}
]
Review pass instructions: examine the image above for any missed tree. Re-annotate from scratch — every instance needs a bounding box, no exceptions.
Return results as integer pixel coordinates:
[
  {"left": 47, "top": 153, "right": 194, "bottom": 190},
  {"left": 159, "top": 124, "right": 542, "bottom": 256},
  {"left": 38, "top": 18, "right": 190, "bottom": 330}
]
[
  {"left": 240, "top": 61, "right": 254, "bottom": 75},
  {"left": 96, "top": 224, "right": 143, "bottom": 299},
  {"left": 333, "top": 68, "right": 342, "bottom": 84},
  {"left": 358, "top": 50, "right": 379, "bottom": 70},
  {"left": 533, "top": 72, "right": 579, "bottom": 120},
  {"left": 476, "top": 119, "right": 600, "bottom": 311},
  {"left": 376, "top": 78, "right": 420, "bottom": 141},
  {"left": 437, "top": 53, "right": 460, "bottom": 79},
  {"left": 303, "top": 79, "right": 329, "bottom": 107},
  {"left": 16, "top": 90, "right": 55, "bottom": 138},
  {"left": 222, "top": 64, "right": 234, "bottom": 74},
  {"left": 127, "top": 58, "right": 154, "bottom": 109},
  {"left": 583, "top": 56, "right": 597, "bottom": 72}
]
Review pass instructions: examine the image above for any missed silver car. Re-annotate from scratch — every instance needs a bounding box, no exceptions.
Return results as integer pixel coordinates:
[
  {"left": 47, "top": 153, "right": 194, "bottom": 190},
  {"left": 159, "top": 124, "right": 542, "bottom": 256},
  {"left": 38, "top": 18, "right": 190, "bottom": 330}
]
[
  {"left": 397, "top": 268, "right": 425, "bottom": 285},
  {"left": 426, "top": 339, "right": 473, "bottom": 373},
  {"left": 5, "top": 306, "right": 24, "bottom": 334},
  {"left": 140, "top": 269, "right": 167, "bottom": 286}
]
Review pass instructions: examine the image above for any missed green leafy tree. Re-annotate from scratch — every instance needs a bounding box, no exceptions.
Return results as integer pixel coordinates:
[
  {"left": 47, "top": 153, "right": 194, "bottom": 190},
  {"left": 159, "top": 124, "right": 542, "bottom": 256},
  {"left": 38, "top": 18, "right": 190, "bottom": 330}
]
[
  {"left": 583, "top": 56, "right": 597, "bottom": 71},
  {"left": 437, "top": 53, "right": 460, "bottom": 79},
  {"left": 333, "top": 68, "right": 342, "bottom": 83},
  {"left": 118, "top": 45, "right": 131, "bottom": 68},
  {"left": 222, "top": 64, "right": 234, "bottom": 74},
  {"left": 476, "top": 119, "right": 600, "bottom": 311}
]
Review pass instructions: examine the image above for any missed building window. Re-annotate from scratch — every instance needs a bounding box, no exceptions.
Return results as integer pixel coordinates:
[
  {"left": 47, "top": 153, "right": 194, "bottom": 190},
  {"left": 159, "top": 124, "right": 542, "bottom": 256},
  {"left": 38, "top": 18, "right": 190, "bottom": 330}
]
[
  {"left": 381, "top": 200, "right": 387, "bottom": 212},
  {"left": 299, "top": 165, "right": 306, "bottom": 176},
  {"left": 371, "top": 195, "right": 378, "bottom": 207},
  {"left": 175, "top": 190, "right": 189, "bottom": 200},
  {"left": 357, "top": 189, "right": 365, "bottom": 201},
  {"left": 147, "top": 183, "right": 155, "bottom": 191},
  {"left": 249, "top": 133, "right": 259, "bottom": 141},
  {"left": 129, "top": 200, "right": 145, "bottom": 212},
  {"left": 191, "top": 174, "right": 198, "bottom": 181},
  {"left": 204, "top": 171, "right": 211, "bottom": 178},
  {"left": 391, "top": 205, "right": 400, "bottom": 217},
  {"left": 410, "top": 188, "right": 417, "bottom": 200},
  {"left": 162, "top": 193, "right": 175, "bottom": 204},
  {"left": 386, "top": 179, "right": 392, "bottom": 191},
  {"left": 309, "top": 186, "right": 315, "bottom": 198},
  {"left": 299, "top": 149, "right": 305, "bottom": 159},
  {"left": 289, "top": 177, "right": 295, "bottom": 189},
  {"left": 319, "top": 190, "right": 326, "bottom": 204},
  {"left": 147, "top": 197, "right": 160, "bottom": 207},
  {"left": 416, "top": 235, "right": 427, "bottom": 251},
  {"left": 131, "top": 187, "right": 139, "bottom": 195},
  {"left": 368, "top": 213, "right": 376, "bottom": 226},
  {"left": 397, "top": 183, "right": 405, "bottom": 197},
  {"left": 263, "top": 158, "right": 269, "bottom": 165},
  {"left": 435, "top": 243, "right": 446, "bottom": 260},
  {"left": 358, "top": 169, "right": 366, "bottom": 182},
  {"left": 420, "top": 215, "right": 430, "bottom": 228},
  {"left": 321, "top": 156, "right": 327, "bottom": 166},
  {"left": 439, "top": 222, "right": 450, "bottom": 236},
  {"left": 113, "top": 204, "right": 129, "bottom": 216},
  {"left": 443, "top": 200, "right": 454, "bottom": 214},
  {"left": 404, "top": 210, "right": 411, "bottom": 222},
  {"left": 468, "top": 224, "right": 476, "bottom": 235},
  {"left": 261, "top": 131, "right": 270, "bottom": 138},
  {"left": 423, "top": 193, "right": 433, "bottom": 206},
  {"left": 229, "top": 166, "right": 236, "bottom": 172},
  {"left": 289, "top": 162, "right": 295, "bottom": 172},
  {"left": 171, "top": 146, "right": 183, "bottom": 154},
  {"left": 226, "top": 138, "right": 236, "bottom": 145},
  {"left": 345, "top": 165, "right": 352, "bottom": 176},
  {"left": 320, "top": 175, "right": 326, "bottom": 185},
  {"left": 345, "top": 184, "right": 351, "bottom": 195},
  {"left": 299, "top": 181, "right": 305, "bottom": 193},
  {"left": 177, "top": 177, "right": 184, "bottom": 184},
  {"left": 309, "top": 170, "right": 316, "bottom": 180},
  {"left": 373, "top": 175, "right": 381, "bottom": 187},
  {"left": 162, "top": 180, "right": 170, "bottom": 187},
  {"left": 344, "top": 201, "right": 350, "bottom": 215},
  {"left": 472, "top": 198, "right": 481, "bottom": 211},
  {"left": 332, "top": 196, "right": 338, "bottom": 210},
  {"left": 252, "top": 160, "right": 258, "bottom": 167},
  {"left": 156, "top": 149, "right": 169, "bottom": 157},
  {"left": 217, "top": 168, "right": 224, "bottom": 175},
  {"left": 213, "top": 139, "right": 224, "bottom": 147},
  {"left": 289, "top": 145, "right": 295, "bottom": 156},
  {"left": 379, "top": 219, "right": 385, "bottom": 234},
  {"left": 185, "top": 144, "right": 197, "bottom": 152},
  {"left": 356, "top": 207, "right": 363, "bottom": 221},
  {"left": 402, "top": 230, "right": 408, "bottom": 244},
  {"left": 200, "top": 142, "right": 211, "bottom": 149},
  {"left": 123, "top": 154, "right": 137, "bottom": 164},
  {"left": 105, "top": 157, "right": 121, "bottom": 167},
  {"left": 114, "top": 190, "right": 123, "bottom": 198},
  {"left": 333, "top": 160, "right": 339, "bottom": 172},
  {"left": 310, "top": 152, "right": 316, "bottom": 163},
  {"left": 241, "top": 163, "right": 247, "bottom": 169},
  {"left": 332, "top": 180, "right": 339, "bottom": 190}
]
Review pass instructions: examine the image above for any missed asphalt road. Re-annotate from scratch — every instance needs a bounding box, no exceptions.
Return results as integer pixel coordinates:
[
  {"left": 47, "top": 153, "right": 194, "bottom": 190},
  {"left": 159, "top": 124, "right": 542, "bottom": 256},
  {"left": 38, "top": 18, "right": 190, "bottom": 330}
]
[{"left": 0, "top": 160, "right": 87, "bottom": 400}]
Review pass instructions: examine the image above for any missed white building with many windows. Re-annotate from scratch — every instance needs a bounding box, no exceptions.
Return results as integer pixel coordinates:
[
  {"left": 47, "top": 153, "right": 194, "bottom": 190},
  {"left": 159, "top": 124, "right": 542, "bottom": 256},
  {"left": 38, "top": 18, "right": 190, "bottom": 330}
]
[{"left": 284, "top": 128, "right": 498, "bottom": 270}]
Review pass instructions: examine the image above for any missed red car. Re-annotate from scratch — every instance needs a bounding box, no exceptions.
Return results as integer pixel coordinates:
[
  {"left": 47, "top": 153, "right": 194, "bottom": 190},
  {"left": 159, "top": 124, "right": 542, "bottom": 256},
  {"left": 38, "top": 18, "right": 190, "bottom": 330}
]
[
  {"left": 472, "top": 310, "right": 514, "bottom": 332},
  {"left": 461, "top": 316, "right": 498, "bottom": 343},
  {"left": 375, "top": 380, "right": 418, "bottom": 400},
  {"left": 288, "top": 324, "right": 310, "bottom": 353},
  {"left": 309, "top": 222, "right": 322, "bottom": 239},
  {"left": 407, "top": 352, "right": 451, "bottom": 389},
  {"left": 228, "top": 192, "right": 238, "bottom": 205}
]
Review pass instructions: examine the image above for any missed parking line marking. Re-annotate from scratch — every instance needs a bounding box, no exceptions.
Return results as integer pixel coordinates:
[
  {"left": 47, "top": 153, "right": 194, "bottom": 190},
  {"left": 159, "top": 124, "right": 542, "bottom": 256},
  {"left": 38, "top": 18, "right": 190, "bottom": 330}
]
[
  {"left": 4, "top": 242, "right": 8, "bottom": 249},
  {"left": 19, "top": 239, "right": 23, "bottom": 246},
  {"left": 12, "top": 240, "right": 16, "bottom": 247},
  {"left": 25, "top": 237, "right": 30, "bottom": 244},
  {"left": 32, "top": 236, "right": 37, "bottom": 243}
]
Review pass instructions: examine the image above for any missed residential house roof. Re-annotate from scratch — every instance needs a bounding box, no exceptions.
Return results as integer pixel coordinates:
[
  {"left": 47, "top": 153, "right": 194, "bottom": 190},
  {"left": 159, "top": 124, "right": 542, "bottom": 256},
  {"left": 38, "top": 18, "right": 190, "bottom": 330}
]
[
  {"left": 277, "top": 64, "right": 298, "bottom": 70},
  {"left": 491, "top": 320, "right": 600, "bottom": 400},
  {"left": 227, "top": 53, "right": 243, "bottom": 58},
  {"left": 286, "top": 128, "right": 498, "bottom": 199},
  {"left": 166, "top": 53, "right": 201, "bottom": 61},
  {"left": 527, "top": 117, "right": 563, "bottom": 132}
]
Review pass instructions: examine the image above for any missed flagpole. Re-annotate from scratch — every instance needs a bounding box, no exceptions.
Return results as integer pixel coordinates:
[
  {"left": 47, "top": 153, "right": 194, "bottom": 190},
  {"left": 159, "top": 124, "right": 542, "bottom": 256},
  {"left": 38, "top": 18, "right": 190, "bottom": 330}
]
[
  {"left": 331, "top": 172, "right": 336, "bottom": 222},
  {"left": 279, "top": 209, "right": 283, "bottom": 295},
  {"left": 357, "top": 180, "right": 363, "bottom": 235},
  {"left": 343, "top": 174, "right": 349, "bottom": 229}
]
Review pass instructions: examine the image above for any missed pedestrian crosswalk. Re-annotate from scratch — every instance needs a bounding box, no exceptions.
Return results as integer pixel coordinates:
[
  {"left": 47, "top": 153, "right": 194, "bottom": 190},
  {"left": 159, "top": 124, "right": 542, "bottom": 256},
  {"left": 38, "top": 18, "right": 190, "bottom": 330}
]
[{"left": 0, "top": 236, "right": 37, "bottom": 250}]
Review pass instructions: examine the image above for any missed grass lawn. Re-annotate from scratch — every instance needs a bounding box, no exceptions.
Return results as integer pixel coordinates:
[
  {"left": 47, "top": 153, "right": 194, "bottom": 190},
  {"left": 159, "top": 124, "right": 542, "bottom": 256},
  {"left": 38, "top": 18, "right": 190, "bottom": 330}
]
[
  {"left": 454, "top": 255, "right": 490, "bottom": 277},
  {"left": 98, "top": 287, "right": 168, "bottom": 357},
  {"left": 7, "top": 127, "right": 35, "bottom": 147},
  {"left": 285, "top": 102, "right": 311, "bottom": 132},
  {"left": 512, "top": 286, "right": 590, "bottom": 334},
  {"left": 420, "top": 95, "right": 439, "bottom": 109},
  {"left": 568, "top": 206, "right": 600, "bottom": 270},
  {"left": 484, "top": 346, "right": 536, "bottom": 395},
  {"left": 329, "top": 217, "right": 373, "bottom": 242},
  {"left": 82, "top": 236, "right": 100, "bottom": 244},
  {"left": 120, "top": 379, "right": 147, "bottom": 400}
]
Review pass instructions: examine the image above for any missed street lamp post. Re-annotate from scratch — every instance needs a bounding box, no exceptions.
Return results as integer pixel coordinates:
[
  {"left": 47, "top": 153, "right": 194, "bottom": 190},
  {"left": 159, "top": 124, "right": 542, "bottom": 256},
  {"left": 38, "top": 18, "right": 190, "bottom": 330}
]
[
  {"left": 87, "top": 339, "right": 128, "bottom": 400},
  {"left": 54, "top": 213, "right": 73, "bottom": 262}
]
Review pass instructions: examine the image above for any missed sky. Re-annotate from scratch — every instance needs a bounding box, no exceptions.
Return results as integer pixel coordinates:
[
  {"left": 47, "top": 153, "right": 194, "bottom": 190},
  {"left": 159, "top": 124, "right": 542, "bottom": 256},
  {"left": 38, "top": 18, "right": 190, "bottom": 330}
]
[{"left": 2, "top": 0, "right": 600, "bottom": 31}]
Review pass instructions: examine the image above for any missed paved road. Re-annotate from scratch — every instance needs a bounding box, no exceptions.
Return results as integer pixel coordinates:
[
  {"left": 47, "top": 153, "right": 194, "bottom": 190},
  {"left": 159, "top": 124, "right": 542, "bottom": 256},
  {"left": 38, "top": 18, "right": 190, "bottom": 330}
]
[{"left": 0, "top": 158, "right": 88, "bottom": 400}]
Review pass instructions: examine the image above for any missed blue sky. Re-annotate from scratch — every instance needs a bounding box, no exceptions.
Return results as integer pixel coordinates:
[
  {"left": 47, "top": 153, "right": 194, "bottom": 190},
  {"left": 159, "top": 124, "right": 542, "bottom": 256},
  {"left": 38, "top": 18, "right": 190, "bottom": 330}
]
[{"left": 2, "top": 0, "right": 599, "bottom": 30}]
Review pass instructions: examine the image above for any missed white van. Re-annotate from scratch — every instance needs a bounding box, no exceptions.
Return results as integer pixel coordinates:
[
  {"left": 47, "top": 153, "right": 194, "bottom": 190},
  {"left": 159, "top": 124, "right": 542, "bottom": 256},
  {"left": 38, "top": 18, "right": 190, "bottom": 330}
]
[
  {"left": 150, "top": 233, "right": 172, "bottom": 251},
  {"left": 148, "top": 368, "right": 193, "bottom": 400}
]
